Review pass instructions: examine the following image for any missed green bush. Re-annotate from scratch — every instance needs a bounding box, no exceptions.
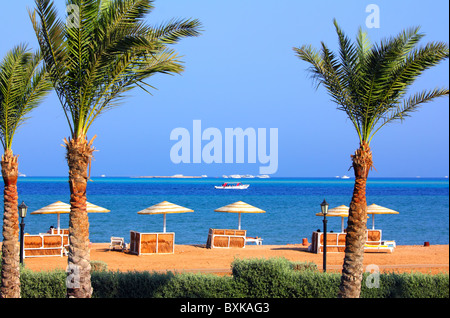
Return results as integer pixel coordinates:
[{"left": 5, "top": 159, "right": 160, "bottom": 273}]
[
  {"left": 92, "top": 270, "right": 176, "bottom": 298},
  {"left": 157, "top": 272, "right": 242, "bottom": 298},
  {"left": 231, "top": 257, "right": 338, "bottom": 298},
  {"left": 389, "top": 272, "right": 449, "bottom": 298},
  {"left": 20, "top": 268, "right": 66, "bottom": 298},
  {"left": 13, "top": 257, "right": 449, "bottom": 298}
]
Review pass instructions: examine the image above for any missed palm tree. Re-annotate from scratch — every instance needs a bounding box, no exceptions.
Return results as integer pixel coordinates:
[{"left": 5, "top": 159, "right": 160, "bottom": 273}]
[
  {"left": 294, "top": 20, "right": 448, "bottom": 298},
  {"left": 0, "top": 44, "right": 51, "bottom": 298},
  {"left": 29, "top": 0, "right": 201, "bottom": 297}
]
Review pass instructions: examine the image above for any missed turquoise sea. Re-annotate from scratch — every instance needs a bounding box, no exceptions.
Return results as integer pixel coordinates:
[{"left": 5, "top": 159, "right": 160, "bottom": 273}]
[{"left": 6, "top": 177, "right": 449, "bottom": 246}]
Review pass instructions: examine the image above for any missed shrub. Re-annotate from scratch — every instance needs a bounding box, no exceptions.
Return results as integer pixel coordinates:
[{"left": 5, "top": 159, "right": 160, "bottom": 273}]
[
  {"left": 20, "top": 268, "right": 66, "bottom": 298},
  {"left": 157, "top": 272, "right": 242, "bottom": 298},
  {"left": 231, "top": 257, "right": 331, "bottom": 298},
  {"left": 14, "top": 257, "right": 449, "bottom": 298},
  {"left": 92, "top": 270, "right": 176, "bottom": 298}
]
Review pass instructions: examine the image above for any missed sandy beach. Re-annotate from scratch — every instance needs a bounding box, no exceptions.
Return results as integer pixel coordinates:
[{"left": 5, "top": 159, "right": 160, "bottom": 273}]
[{"left": 22, "top": 243, "right": 449, "bottom": 275}]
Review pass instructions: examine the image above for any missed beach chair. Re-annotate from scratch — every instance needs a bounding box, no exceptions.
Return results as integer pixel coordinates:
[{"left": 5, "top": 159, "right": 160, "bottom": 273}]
[
  {"left": 245, "top": 237, "right": 263, "bottom": 245},
  {"left": 110, "top": 237, "right": 125, "bottom": 251},
  {"left": 364, "top": 229, "right": 395, "bottom": 253},
  {"left": 364, "top": 243, "right": 394, "bottom": 253}
]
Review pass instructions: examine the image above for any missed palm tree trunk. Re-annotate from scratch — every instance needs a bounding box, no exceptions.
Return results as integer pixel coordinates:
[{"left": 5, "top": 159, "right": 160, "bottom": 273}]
[
  {"left": 65, "top": 136, "right": 95, "bottom": 298},
  {"left": 338, "top": 142, "right": 373, "bottom": 298},
  {"left": 0, "top": 149, "right": 20, "bottom": 298}
]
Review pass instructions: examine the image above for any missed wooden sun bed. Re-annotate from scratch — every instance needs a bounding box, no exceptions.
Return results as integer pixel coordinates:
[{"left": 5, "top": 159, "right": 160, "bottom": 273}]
[
  {"left": 309, "top": 229, "right": 395, "bottom": 254},
  {"left": 206, "top": 229, "right": 246, "bottom": 248},
  {"left": 129, "top": 230, "right": 175, "bottom": 255},
  {"left": 23, "top": 232, "right": 69, "bottom": 258}
]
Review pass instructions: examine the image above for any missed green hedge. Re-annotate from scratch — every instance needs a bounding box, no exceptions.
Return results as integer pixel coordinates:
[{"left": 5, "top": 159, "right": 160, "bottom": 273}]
[{"left": 13, "top": 257, "right": 450, "bottom": 298}]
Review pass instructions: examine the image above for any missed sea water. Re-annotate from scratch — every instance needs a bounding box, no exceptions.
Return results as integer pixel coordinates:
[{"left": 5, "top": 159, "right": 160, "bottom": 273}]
[{"left": 6, "top": 177, "right": 449, "bottom": 246}]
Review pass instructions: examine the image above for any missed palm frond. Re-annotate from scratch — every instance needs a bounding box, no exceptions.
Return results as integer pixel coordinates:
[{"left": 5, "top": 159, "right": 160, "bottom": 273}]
[
  {"left": 295, "top": 20, "right": 449, "bottom": 145},
  {"left": 31, "top": 0, "right": 202, "bottom": 138},
  {"left": 0, "top": 44, "right": 52, "bottom": 150},
  {"left": 372, "top": 87, "right": 449, "bottom": 139}
]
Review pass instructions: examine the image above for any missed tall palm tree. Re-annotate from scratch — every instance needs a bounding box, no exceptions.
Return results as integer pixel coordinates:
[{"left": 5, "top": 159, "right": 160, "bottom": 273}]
[
  {"left": 294, "top": 20, "right": 448, "bottom": 298},
  {"left": 29, "top": 0, "right": 201, "bottom": 298},
  {"left": 0, "top": 44, "right": 51, "bottom": 298}
]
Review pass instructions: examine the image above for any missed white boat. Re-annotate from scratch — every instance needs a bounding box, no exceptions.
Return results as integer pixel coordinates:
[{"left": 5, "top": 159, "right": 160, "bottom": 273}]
[
  {"left": 215, "top": 182, "right": 250, "bottom": 189},
  {"left": 257, "top": 175, "right": 270, "bottom": 178},
  {"left": 341, "top": 175, "right": 350, "bottom": 179},
  {"left": 229, "top": 175, "right": 242, "bottom": 178}
]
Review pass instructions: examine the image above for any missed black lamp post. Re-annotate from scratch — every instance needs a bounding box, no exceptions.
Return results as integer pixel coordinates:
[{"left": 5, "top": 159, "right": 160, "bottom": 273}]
[
  {"left": 320, "top": 199, "right": 329, "bottom": 272},
  {"left": 18, "top": 201, "right": 28, "bottom": 265}
]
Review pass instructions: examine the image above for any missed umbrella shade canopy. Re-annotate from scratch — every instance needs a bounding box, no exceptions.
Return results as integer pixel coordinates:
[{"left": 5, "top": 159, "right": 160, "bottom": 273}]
[
  {"left": 214, "top": 201, "right": 265, "bottom": 230},
  {"left": 138, "top": 201, "right": 194, "bottom": 215},
  {"left": 316, "top": 205, "right": 349, "bottom": 232},
  {"left": 30, "top": 201, "right": 71, "bottom": 215},
  {"left": 367, "top": 204, "right": 399, "bottom": 215},
  {"left": 315, "top": 205, "right": 349, "bottom": 217},
  {"left": 214, "top": 201, "right": 266, "bottom": 214},
  {"left": 86, "top": 202, "right": 111, "bottom": 213},
  {"left": 138, "top": 201, "right": 194, "bottom": 232},
  {"left": 30, "top": 201, "right": 110, "bottom": 232},
  {"left": 367, "top": 204, "right": 399, "bottom": 229}
]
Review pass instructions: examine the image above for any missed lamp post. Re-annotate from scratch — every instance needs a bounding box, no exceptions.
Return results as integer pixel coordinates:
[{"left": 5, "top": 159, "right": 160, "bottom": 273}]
[
  {"left": 320, "top": 199, "right": 329, "bottom": 272},
  {"left": 18, "top": 201, "right": 28, "bottom": 265}
]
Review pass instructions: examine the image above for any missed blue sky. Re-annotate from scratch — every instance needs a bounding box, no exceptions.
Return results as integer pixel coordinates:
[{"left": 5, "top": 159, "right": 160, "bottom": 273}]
[{"left": 0, "top": 0, "right": 448, "bottom": 177}]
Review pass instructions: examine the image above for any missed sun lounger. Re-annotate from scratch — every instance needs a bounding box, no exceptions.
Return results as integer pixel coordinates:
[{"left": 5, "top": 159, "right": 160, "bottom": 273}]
[
  {"left": 110, "top": 237, "right": 125, "bottom": 251},
  {"left": 364, "top": 243, "right": 394, "bottom": 253},
  {"left": 245, "top": 237, "right": 263, "bottom": 245},
  {"left": 206, "top": 229, "right": 246, "bottom": 248},
  {"left": 364, "top": 230, "right": 395, "bottom": 252},
  {"left": 382, "top": 240, "right": 396, "bottom": 248}
]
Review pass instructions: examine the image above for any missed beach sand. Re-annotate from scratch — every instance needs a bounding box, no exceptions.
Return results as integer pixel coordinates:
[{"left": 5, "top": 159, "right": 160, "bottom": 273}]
[{"left": 22, "top": 243, "right": 449, "bottom": 275}]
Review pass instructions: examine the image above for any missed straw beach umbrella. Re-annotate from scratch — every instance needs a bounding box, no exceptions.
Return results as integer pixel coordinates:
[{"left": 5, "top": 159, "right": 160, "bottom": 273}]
[
  {"left": 30, "top": 201, "right": 110, "bottom": 233},
  {"left": 214, "top": 201, "right": 265, "bottom": 230},
  {"left": 316, "top": 205, "right": 349, "bottom": 232},
  {"left": 138, "top": 201, "right": 194, "bottom": 233},
  {"left": 367, "top": 204, "right": 399, "bottom": 230}
]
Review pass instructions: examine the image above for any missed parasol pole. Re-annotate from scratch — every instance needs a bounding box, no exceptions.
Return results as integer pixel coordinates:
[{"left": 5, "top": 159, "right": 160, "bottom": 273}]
[
  {"left": 57, "top": 213, "right": 61, "bottom": 234},
  {"left": 238, "top": 213, "right": 241, "bottom": 230},
  {"left": 163, "top": 214, "right": 167, "bottom": 233},
  {"left": 372, "top": 214, "right": 375, "bottom": 230}
]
